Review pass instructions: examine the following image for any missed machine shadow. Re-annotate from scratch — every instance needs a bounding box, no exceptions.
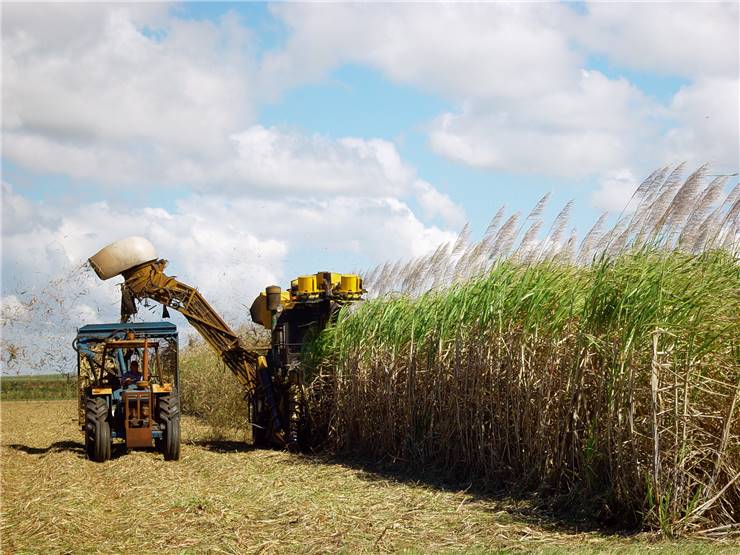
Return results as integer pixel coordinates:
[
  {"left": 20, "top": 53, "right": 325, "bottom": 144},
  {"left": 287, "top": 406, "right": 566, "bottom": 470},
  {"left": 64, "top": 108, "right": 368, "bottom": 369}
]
[
  {"left": 8, "top": 440, "right": 85, "bottom": 456},
  {"left": 290, "top": 452, "right": 641, "bottom": 538},
  {"left": 180, "top": 437, "right": 637, "bottom": 535},
  {"left": 9, "top": 441, "right": 134, "bottom": 460},
  {"left": 188, "top": 439, "right": 255, "bottom": 453}
]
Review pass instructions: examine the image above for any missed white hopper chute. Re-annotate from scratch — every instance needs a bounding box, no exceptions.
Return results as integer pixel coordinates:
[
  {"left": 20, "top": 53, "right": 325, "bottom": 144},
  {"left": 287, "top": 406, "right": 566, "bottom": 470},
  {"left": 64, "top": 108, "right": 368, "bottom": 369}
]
[{"left": 88, "top": 236, "right": 157, "bottom": 280}]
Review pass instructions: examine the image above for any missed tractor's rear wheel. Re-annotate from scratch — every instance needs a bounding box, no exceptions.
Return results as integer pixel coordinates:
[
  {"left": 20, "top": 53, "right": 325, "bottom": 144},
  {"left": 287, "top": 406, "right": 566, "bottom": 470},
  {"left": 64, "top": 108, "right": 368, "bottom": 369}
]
[
  {"left": 85, "top": 396, "right": 111, "bottom": 462},
  {"left": 157, "top": 389, "right": 180, "bottom": 461}
]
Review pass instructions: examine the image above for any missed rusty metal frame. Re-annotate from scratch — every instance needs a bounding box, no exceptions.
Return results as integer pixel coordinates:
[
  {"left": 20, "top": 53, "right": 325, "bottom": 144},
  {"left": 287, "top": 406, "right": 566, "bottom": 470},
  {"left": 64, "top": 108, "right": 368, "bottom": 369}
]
[
  {"left": 123, "top": 390, "right": 153, "bottom": 448},
  {"left": 103, "top": 339, "right": 158, "bottom": 382}
]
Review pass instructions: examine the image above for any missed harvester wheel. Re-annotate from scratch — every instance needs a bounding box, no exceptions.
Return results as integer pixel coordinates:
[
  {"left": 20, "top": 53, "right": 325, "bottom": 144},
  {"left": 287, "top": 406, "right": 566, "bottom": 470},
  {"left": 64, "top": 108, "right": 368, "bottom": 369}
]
[
  {"left": 85, "top": 396, "right": 111, "bottom": 462},
  {"left": 249, "top": 396, "right": 269, "bottom": 448},
  {"left": 157, "top": 389, "right": 180, "bottom": 461}
]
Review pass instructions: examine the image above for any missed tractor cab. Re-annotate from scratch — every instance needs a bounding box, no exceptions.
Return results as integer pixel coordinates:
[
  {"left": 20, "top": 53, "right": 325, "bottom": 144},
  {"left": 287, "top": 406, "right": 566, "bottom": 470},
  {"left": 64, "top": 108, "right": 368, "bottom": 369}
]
[{"left": 75, "top": 322, "right": 180, "bottom": 462}]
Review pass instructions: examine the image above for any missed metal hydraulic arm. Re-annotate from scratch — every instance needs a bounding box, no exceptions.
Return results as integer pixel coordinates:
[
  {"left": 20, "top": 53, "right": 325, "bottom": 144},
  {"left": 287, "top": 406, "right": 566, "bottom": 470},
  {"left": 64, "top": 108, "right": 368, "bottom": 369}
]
[{"left": 120, "top": 259, "right": 264, "bottom": 392}]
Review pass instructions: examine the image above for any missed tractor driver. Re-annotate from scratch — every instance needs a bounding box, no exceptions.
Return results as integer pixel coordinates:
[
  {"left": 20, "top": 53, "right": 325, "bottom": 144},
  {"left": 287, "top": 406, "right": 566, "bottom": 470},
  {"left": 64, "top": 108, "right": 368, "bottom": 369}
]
[{"left": 122, "top": 360, "right": 143, "bottom": 386}]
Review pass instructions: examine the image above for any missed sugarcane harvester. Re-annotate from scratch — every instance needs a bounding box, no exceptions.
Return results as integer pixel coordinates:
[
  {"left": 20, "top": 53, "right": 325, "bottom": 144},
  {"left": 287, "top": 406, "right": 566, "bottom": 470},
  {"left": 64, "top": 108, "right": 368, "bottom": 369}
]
[{"left": 87, "top": 236, "right": 364, "bottom": 451}]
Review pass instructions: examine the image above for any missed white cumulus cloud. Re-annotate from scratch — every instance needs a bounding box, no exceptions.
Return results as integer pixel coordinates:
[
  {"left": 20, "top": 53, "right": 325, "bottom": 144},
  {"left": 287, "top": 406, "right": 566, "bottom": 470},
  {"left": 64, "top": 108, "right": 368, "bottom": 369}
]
[
  {"left": 266, "top": 3, "right": 738, "bottom": 184},
  {"left": 3, "top": 3, "right": 256, "bottom": 187},
  {"left": 590, "top": 169, "right": 639, "bottom": 213},
  {"left": 664, "top": 78, "right": 740, "bottom": 173},
  {"left": 575, "top": 2, "right": 739, "bottom": 79},
  {"left": 226, "top": 126, "right": 413, "bottom": 196},
  {"left": 429, "top": 71, "right": 660, "bottom": 177},
  {"left": 264, "top": 3, "right": 580, "bottom": 100}
]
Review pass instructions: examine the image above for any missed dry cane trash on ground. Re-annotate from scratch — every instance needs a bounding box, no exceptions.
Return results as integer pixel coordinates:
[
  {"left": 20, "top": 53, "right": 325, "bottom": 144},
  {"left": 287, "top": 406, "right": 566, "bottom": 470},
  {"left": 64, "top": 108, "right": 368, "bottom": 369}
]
[{"left": 2, "top": 401, "right": 739, "bottom": 554}]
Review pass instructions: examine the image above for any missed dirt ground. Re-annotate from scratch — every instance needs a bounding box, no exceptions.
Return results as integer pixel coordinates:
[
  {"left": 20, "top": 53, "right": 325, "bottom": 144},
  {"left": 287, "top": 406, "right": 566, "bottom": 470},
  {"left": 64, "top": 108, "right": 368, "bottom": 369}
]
[{"left": 1, "top": 401, "right": 736, "bottom": 554}]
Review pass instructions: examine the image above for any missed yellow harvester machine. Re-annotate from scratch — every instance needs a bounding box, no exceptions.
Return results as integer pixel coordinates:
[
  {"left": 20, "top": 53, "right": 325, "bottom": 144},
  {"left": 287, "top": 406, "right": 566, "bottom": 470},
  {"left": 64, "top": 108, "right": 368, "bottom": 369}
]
[{"left": 87, "top": 236, "right": 364, "bottom": 451}]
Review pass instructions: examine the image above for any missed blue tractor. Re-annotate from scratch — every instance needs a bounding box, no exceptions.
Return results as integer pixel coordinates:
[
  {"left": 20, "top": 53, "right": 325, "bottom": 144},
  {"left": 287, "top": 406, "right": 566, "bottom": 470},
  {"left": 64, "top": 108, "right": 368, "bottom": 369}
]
[{"left": 75, "top": 322, "right": 180, "bottom": 462}]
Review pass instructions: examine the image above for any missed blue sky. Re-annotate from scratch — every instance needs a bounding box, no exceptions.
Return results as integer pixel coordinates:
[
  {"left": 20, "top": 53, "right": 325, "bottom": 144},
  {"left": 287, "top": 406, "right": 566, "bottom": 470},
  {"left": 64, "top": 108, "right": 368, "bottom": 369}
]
[
  {"left": 170, "top": 3, "right": 688, "bottom": 224},
  {"left": 1, "top": 2, "right": 738, "bottom": 372}
]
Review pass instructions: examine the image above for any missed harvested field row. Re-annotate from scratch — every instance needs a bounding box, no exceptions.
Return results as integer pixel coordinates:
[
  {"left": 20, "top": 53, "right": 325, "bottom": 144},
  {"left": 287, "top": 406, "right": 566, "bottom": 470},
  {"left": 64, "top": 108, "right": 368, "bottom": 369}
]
[{"left": 2, "top": 400, "right": 736, "bottom": 553}]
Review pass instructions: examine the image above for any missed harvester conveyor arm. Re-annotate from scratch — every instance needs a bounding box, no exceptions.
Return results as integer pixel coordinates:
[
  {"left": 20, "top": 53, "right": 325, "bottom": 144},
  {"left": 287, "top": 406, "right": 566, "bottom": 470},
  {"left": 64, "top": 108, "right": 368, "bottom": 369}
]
[{"left": 121, "top": 260, "right": 262, "bottom": 392}]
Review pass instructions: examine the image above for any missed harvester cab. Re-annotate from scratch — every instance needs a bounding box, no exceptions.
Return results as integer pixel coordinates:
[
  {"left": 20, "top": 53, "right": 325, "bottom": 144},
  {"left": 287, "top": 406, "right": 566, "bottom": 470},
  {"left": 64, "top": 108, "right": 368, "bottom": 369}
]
[{"left": 75, "top": 322, "right": 180, "bottom": 462}]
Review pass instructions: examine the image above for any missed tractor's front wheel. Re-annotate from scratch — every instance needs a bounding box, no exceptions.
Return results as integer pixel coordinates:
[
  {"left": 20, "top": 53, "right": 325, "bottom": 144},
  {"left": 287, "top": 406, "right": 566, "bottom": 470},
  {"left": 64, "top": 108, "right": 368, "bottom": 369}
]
[
  {"left": 85, "top": 396, "right": 111, "bottom": 462},
  {"left": 158, "top": 390, "right": 181, "bottom": 461}
]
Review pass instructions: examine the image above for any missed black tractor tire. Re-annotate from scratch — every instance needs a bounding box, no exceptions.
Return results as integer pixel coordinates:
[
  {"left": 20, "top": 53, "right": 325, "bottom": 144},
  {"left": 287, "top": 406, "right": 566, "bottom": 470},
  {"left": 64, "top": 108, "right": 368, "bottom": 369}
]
[
  {"left": 163, "top": 415, "right": 180, "bottom": 461},
  {"left": 157, "top": 390, "right": 181, "bottom": 461},
  {"left": 85, "top": 396, "right": 111, "bottom": 462}
]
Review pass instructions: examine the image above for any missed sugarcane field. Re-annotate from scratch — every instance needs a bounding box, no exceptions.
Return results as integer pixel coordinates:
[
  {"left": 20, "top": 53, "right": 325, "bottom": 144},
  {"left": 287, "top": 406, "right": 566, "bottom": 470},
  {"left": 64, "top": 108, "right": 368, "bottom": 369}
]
[{"left": 2, "top": 3, "right": 739, "bottom": 554}]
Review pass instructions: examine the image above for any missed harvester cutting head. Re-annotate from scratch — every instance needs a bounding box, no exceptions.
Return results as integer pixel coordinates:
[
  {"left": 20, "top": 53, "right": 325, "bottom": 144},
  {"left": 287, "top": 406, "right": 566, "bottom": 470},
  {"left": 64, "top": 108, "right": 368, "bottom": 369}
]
[{"left": 249, "top": 272, "right": 364, "bottom": 330}]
